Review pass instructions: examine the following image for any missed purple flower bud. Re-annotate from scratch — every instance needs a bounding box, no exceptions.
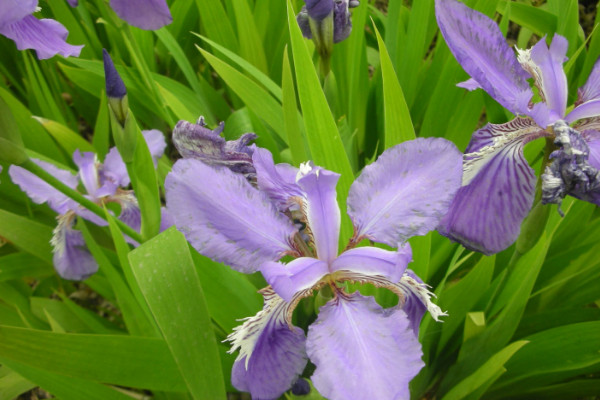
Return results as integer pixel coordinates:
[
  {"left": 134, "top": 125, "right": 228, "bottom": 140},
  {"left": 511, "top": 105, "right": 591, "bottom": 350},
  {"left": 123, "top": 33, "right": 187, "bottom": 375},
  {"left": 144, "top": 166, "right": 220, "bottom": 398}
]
[
  {"left": 306, "top": 0, "right": 333, "bottom": 21},
  {"left": 102, "top": 49, "right": 127, "bottom": 99}
]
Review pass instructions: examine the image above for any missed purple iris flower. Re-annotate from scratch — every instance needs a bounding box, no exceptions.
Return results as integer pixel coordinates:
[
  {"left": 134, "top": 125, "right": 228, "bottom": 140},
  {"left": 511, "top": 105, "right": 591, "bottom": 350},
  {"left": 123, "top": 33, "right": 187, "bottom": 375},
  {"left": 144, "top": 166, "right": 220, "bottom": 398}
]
[
  {"left": 0, "top": 1, "right": 82, "bottom": 59},
  {"left": 297, "top": 0, "right": 359, "bottom": 44},
  {"left": 165, "top": 122, "right": 463, "bottom": 399},
  {"left": 67, "top": 0, "right": 172, "bottom": 31},
  {"left": 9, "top": 130, "right": 168, "bottom": 280},
  {"left": 435, "top": 0, "right": 600, "bottom": 255}
]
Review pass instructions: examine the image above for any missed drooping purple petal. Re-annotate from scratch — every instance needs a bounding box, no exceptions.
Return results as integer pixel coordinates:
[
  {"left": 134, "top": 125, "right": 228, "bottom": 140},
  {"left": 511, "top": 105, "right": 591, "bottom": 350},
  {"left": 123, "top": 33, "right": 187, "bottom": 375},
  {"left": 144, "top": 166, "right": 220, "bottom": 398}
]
[
  {"left": 520, "top": 35, "right": 568, "bottom": 123},
  {"left": 109, "top": 0, "right": 172, "bottom": 30},
  {"left": 396, "top": 270, "right": 445, "bottom": 335},
  {"left": 9, "top": 160, "right": 78, "bottom": 214},
  {"left": 253, "top": 146, "right": 303, "bottom": 211},
  {"left": 438, "top": 118, "right": 547, "bottom": 255},
  {"left": 173, "top": 118, "right": 256, "bottom": 179},
  {"left": 51, "top": 214, "right": 98, "bottom": 281},
  {"left": 0, "top": 0, "right": 37, "bottom": 29},
  {"left": 296, "top": 163, "right": 341, "bottom": 263},
  {"left": 435, "top": 0, "right": 532, "bottom": 115},
  {"left": 261, "top": 257, "right": 329, "bottom": 302},
  {"left": 348, "top": 138, "right": 462, "bottom": 247},
  {"left": 331, "top": 245, "right": 412, "bottom": 283},
  {"left": 0, "top": 16, "right": 83, "bottom": 59},
  {"left": 566, "top": 99, "right": 600, "bottom": 124},
  {"left": 165, "top": 159, "right": 297, "bottom": 273},
  {"left": 306, "top": 0, "right": 333, "bottom": 21},
  {"left": 306, "top": 292, "right": 424, "bottom": 400},
  {"left": 113, "top": 192, "right": 141, "bottom": 245},
  {"left": 578, "top": 57, "right": 600, "bottom": 104},
  {"left": 457, "top": 78, "right": 481, "bottom": 91},
  {"left": 228, "top": 288, "right": 307, "bottom": 400}
]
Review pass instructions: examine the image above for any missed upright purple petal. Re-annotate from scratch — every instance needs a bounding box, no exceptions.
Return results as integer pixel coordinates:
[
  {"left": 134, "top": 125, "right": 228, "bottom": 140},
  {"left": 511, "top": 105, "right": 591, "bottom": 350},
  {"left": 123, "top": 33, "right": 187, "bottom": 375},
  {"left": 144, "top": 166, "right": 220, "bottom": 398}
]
[
  {"left": 438, "top": 118, "right": 547, "bottom": 255},
  {"left": 306, "top": 0, "right": 333, "bottom": 21},
  {"left": 165, "top": 159, "right": 297, "bottom": 273},
  {"left": 0, "top": 16, "right": 82, "bottom": 59},
  {"left": 261, "top": 257, "right": 329, "bottom": 302},
  {"left": 9, "top": 160, "right": 78, "bottom": 214},
  {"left": 109, "top": 0, "right": 172, "bottom": 30},
  {"left": 519, "top": 35, "right": 568, "bottom": 122},
  {"left": 435, "top": 0, "right": 532, "bottom": 115},
  {"left": 578, "top": 57, "right": 600, "bottom": 104},
  {"left": 51, "top": 214, "right": 98, "bottom": 281},
  {"left": 296, "top": 163, "right": 341, "bottom": 263},
  {"left": 331, "top": 245, "right": 412, "bottom": 283},
  {"left": 306, "top": 292, "right": 424, "bottom": 400},
  {"left": 253, "top": 147, "right": 303, "bottom": 211},
  {"left": 73, "top": 151, "right": 101, "bottom": 197},
  {"left": 142, "top": 129, "right": 167, "bottom": 164},
  {"left": 228, "top": 288, "right": 307, "bottom": 399},
  {"left": 101, "top": 147, "right": 129, "bottom": 187},
  {"left": 0, "top": 0, "right": 37, "bottom": 29},
  {"left": 348, "top": 138, "right": 462, "bottom": 247}
]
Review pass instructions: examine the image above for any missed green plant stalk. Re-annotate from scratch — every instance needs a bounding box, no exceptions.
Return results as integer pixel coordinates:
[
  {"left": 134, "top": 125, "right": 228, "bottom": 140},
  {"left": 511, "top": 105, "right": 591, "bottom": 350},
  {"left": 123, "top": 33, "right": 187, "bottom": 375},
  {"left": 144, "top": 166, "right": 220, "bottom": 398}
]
[{"left": 21, "top": 159, "right": 143, "bottom": 244}]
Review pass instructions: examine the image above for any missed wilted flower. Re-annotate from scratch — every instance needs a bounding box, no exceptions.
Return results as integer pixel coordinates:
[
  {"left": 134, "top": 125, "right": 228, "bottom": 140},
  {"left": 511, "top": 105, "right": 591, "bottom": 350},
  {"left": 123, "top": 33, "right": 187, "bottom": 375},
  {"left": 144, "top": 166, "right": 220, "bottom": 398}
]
[
  {"left": 9, "top": 131, "right": 167, "bottom": 280},
  {"left": 67, "top": 0, "right": 172, "bottom": 30},
  {"left": 0, "top": 1, "right": 82, "bottom": 59},
  {"left": 166, "top": 127, "right": 463, "bottom": 399},
  {"left": 435, "top": 0, "right": 600, "bottom": 255}
]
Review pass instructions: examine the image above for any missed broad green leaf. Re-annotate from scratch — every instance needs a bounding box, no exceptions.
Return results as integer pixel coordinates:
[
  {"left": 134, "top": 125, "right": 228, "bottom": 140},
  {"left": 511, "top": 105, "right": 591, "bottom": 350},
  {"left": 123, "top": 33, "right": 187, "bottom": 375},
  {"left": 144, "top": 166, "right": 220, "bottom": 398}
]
[
  {"left": 0, "top": 209, "right": 53, "bottom": 264},
  {"left": 496, "top": 1, "right": 557, "bottom": 36},
  {"left": 129, "top": 228, "right": 227, "bottom": 400},
  {"left": 34, "top": 117, "right": 95, "bottom": 155},
  {"left": 0, "top": 366, "right": 36, "bottom": 400},
  {"left": 0, "top": 253, "right": 53, "bottom": 282},
  {"left": 30, "top": 298, "right": 92, "bottom": 333},
  {"left": 231, "top": 0, "right": 268, "bottom": 74},
  {"left": 193, "top": 0, "right": 238, "bottom": 52}
]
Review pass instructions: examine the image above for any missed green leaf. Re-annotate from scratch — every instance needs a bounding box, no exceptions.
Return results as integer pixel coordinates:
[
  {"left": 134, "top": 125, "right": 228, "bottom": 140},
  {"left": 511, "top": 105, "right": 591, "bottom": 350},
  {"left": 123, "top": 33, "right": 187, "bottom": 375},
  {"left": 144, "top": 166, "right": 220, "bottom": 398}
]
[
  {"left": 0, "top": 253, "right": 53, "bottom": 282},
  {"left": 129, "top": 228, "right": 227, "bottom": 399},
  {"left": 0, "top": 209, "right": 53, "bottom": 264},
  {"left": 34, "top": 117, "right": 95, "bottom": 155},
  {"left": 374, "top": 23, "right": 415, "bottom": 148},
  {"left": 281, "top": 47, "right": 308, "bottom": 164},
  {"left": 0, "top": 366, "right": 36, "bottom": 400},
  {"left": 93, "top": 92, "right": 110, "bottom": 158},
  {"left": 193, "top": 0, "right": 238, "bottom": 52},
  {"left": 231, "top": 0, "right": 268, "bottom": 74}
]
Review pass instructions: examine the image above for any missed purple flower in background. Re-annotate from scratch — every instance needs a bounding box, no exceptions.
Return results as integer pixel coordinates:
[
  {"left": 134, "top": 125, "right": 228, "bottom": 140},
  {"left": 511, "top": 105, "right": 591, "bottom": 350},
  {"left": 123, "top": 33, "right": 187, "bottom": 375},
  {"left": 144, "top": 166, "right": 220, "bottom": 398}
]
[
  {"left": 297, "top": 0, "right": 360, "bottom": 46},
  {"left": 435, "top": 0, "right": 600, "bottom": 255},
  {"left": 67, "top": 0, "right": 172, "bottom": 30},
  {"left": 0, "top": 1, "right": 82, "bottom": 59},
  {"left": 166, "top": 130, "right": 463, "bottom": 399},
  {"left": 9, "top": 130, "right": 167, "bottom": 280}
]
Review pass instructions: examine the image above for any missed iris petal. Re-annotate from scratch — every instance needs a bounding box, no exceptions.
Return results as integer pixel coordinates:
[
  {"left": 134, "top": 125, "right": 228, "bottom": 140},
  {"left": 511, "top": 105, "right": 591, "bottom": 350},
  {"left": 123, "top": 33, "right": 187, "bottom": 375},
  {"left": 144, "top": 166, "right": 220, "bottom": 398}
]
[{"left": 109, "top": 0, "right": 172, "bottom": 30}]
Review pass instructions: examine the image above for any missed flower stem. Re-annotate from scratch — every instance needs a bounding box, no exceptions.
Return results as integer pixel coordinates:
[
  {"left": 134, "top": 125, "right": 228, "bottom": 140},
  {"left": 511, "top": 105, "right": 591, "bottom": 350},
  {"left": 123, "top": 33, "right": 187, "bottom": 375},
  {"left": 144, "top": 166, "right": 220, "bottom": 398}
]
[{"left": 21, "top": 159, "right": 144, "bottom": 243}]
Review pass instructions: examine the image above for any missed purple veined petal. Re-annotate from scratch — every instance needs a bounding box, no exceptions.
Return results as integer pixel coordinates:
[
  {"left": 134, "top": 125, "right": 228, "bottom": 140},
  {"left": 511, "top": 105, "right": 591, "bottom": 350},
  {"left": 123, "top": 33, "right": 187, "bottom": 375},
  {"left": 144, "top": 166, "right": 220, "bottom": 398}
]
[
  {"left": 228, "top": 287, "right": 307, "bottom": 400},
  {"left": 566, "top": 99, "right": 600, "bottom": 124},
  {"left": 0, "top": 16, "right": 83, "bottom": 59},
  {"left": 165, "top": 159, "right": 297, "bottom": 273},
  {"left": 438, "top": 118, "right": 547, "bottom": 255},
  {"left": 348, "top": 138, "right": 462, "bottom": 247},
  {"left": 330, "top": 244, "right": 412, "bottom": 284},
  {"left": 582, "top": 130, "right": 600, "bottom": 170},
  {"left": 261, "top": 257, "right": 329, "bottom": 302},
  {"left": 306, "top": 0, "right": 334, "bottom": 21},
  {"left": 142, "top": 129, "right": 167, "bottom": 165},
  {"left": 73, "top": 150, "right": 102, "bottom": 198},
  {"left": 435, "top": 0, "right": 532, "bottom": 115},
  {"left": 253, "top": 146, "right": 303, "bottom": 211},
  {"left": 0, "top": 0, "right": 37, "bottom": 29},
  {"left": 9, "top": 160, "right": 78, "bottom": 214},
  {"left": 306, "top": 292, "right": 424, "bottom": 400},
  {"left": 51, "top": 213, "right": 98, "bottom": 280},
  {"left": 296, "top": 162, "right": 341, "bottom": 263},
  {"left": 109, "top": 0, "right": 172, "bottom": 30},
  {"left": 457, "top": 78, "right": 481, "bottom": 91},
  {"left": 518, "top": 35, "right": 568, "bottom": 121},
  {"left": 578, "top": 56, "right": 600, "bottom": 103}
]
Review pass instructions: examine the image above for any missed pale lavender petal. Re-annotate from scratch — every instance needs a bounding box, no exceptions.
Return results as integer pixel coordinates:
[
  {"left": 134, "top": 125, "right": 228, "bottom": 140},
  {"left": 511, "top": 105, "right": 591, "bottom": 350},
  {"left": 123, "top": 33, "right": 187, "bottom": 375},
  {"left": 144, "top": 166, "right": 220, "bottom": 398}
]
[
  {"left": 228, "top": 288, "right": 307, "bottom": 399},
  {"left": 582, "top": 130, "right": 600, "bottom": 170},
  {"left": 435, "top": 0, "right": 532, "bottom": 115},
  {"left": 457, "top": 78, "right": 481, "bottom": 91},
  {"left": 438, "top": 118, "right": 547, "bottom": 255},
  {"left": 160, "top": 207, "right": 174, "bottom": 232},
  {"left": 527, "top": 35, "right": 568, "bottom": 121},
  {"left": 253, "top": 146, "right": 302, "bottom": 211},
  {"left": 165, "top": 159, "right": 297, "bottom": 273},
  {"left": 296, "top": 163, "right": 341, "bottom": 263},
  {"left": 9, "top": 160, "right": 78, "bottom": 214},
  {"left": 51, "top": 214, "right": 98, "bottom": 281},
  {"left": 306, "top": 292, "right": 424, "bottom": 400},
  {"left": 113, "top": 192, "right": 141, "bottom": 245},
  {"left": 261, "top": 257, "right": 329, "bottom": 302},
  {"left": 109, "top": 0, "right": 172, "bottom": 30},
  {"left": 331, "top": 245, "right": 412, "bottom": 283},
  {"left": 566, "top": 99, "right": 600, "bottom": 124},
  {"left": 578, "top": 57, "right": 600, "bottom": 103},
  {"left": 0, "top": 16, "right": 82, "bottom": 59},
  {"left": 348, "top": 138, "right": 462, "bottom": 246},
  {"left": 0, "top": 0, "right": 37, "bottom": 28},
  {"left": 142, "top": 129, "right": 166, "bottom": 165},
  {"left": 101, "top": 147, "right": 129, "bottom": 187},
  {"left": 73, "top": 150, "right": 103, "bottom": 198}
]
